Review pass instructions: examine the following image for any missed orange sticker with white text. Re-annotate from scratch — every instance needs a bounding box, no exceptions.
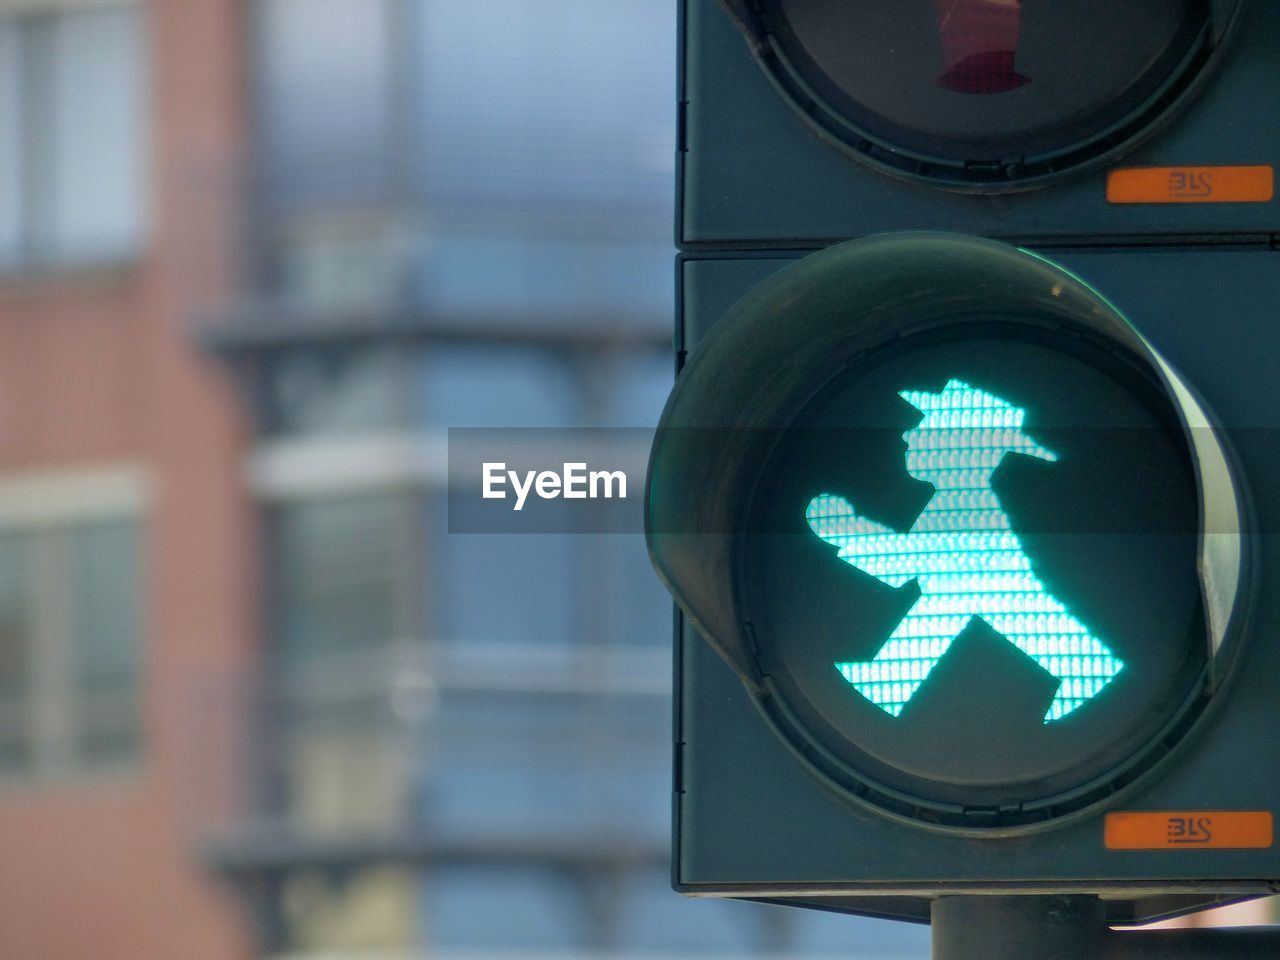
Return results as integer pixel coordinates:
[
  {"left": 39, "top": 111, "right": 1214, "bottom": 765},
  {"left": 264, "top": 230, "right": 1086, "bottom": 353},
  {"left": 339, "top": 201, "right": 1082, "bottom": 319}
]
[
  {"left": 1107, "top": 165, "right": 1274, "bottom": 204},
  {"left": 1105, "top": 811, "right": 1273, "bottom": 850}
]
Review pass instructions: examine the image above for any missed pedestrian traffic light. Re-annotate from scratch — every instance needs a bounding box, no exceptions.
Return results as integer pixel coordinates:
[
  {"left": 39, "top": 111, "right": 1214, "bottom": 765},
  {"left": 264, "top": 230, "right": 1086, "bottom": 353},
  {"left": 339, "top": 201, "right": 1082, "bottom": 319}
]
[
  {"left": 685, "top": 0, "right": 1276, "bottom": 241},
  {"left": 708, "top": 0, "right": 1249, "bottom": 193},
  {"left": 649, "top": 0, "right": 1280, "bottom": 927},
  {"left": 652, "top": 232, "right": 1255, "bottom": 844}
]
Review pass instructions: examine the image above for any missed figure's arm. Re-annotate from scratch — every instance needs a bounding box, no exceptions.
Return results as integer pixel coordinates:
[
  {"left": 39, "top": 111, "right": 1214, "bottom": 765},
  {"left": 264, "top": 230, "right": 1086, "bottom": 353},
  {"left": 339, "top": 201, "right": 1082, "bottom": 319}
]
[{"left": 805, "top": 493, "right": 917, "bottom": 588}]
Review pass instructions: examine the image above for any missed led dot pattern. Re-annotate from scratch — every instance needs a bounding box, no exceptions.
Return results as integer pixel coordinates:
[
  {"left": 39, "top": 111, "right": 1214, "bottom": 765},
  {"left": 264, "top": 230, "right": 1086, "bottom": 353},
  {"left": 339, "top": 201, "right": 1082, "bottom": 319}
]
[{"left": 806, "top": 380, "right": 1124, "bottom": 723}]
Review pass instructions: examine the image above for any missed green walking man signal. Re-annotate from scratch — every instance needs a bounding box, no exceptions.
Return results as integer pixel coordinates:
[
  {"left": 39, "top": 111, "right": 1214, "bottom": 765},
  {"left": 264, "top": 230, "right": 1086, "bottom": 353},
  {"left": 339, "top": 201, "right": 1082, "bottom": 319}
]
[{"left": 804, "top": 380, "right": 1125, "bottom": 723}]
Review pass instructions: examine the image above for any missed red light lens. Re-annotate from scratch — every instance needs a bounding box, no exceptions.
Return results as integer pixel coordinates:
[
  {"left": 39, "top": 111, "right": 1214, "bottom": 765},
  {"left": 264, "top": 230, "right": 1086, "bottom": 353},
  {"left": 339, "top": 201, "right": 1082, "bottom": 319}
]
[{"left": 934, "top": 0, "right": 1030, "bottom": 94}]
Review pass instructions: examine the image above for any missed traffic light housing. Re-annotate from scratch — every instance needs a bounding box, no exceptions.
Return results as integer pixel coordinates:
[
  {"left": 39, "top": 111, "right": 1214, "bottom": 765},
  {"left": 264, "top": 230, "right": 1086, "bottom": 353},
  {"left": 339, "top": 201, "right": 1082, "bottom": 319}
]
[
  {"left": 682, "top": 0, "right": 1278, "bottom": 242},
  {"left": 651, "top": 0, "right": 1280, "bottom": 925}
]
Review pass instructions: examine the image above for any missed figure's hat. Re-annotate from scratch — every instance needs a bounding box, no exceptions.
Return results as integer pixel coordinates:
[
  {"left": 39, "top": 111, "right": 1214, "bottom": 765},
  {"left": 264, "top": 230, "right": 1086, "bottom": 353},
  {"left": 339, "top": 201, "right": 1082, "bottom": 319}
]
[{"left": 898, "top": 379, "right": 1058, "bottom": 462}]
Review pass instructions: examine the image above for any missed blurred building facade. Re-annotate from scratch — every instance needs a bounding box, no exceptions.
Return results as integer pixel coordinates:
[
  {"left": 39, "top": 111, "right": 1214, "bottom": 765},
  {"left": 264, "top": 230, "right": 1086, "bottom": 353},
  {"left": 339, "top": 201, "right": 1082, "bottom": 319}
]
[
  {"left": 0, "top": 0, "right": 252, "bottom": 957},
  {"left": 0, "top": 1, "right": 933, "bottom": 958}
]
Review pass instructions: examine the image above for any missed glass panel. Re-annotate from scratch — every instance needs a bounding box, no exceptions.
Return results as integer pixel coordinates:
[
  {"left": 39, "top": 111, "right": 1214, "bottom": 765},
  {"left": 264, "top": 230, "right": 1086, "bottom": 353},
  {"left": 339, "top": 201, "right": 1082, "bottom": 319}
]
[
  {"left": 602, "top": 351, "right": 672, "bottom": 428},
  {"left": 266, "top": 346, "right": 411, "bottom": 436},
  {"left": 275, "top": 494, "right": 404, "bottom": 664},
  {"left": 415, "top": 233, "right": 672, "bottom": 324},
  {"left": 615, "top": 866, "right": 773, "bottom": 952},
  {"left": 411, "top": 0, "right": 674, "bottom": 324},
  {"left": 0, "top": 532, "right": 29, "bottom": 701},
  {"left": 48, "top": 7, "right": 145, "bottom": 263},
  {"left": 0, "top": 21, "right": 23, "bottom": 268},
  {"left": 69, "top": 520, "right": 142, "bottom": 697},
  {"left": 77, "top": 697, "right": 142, "bottom": 766},
  {"left": 69, "top": 520, "right": 142, "bottom": 767},
  {"left": 431, "top": 499, "right": 576, "bottom": 647},
  {"left": 417, "top": 346, "right": 575, "bottom": 428},
  {"left": 0, "top": 533, "right": 30, "bottom": 771},
  {"left": 416, "top": 0, "right": 674, "bottom": 226},
  {"left": 609, "top": 535, "right": 671, "bottom": 648},
  {"left": 428, "top": 697, "right": 597, "bottom": 827},
  {"left": 257, "top": 0, "right": 393, "bottom": 201},
  {"left": 423, "top": 865, "right": 580, "bottom": 951}
]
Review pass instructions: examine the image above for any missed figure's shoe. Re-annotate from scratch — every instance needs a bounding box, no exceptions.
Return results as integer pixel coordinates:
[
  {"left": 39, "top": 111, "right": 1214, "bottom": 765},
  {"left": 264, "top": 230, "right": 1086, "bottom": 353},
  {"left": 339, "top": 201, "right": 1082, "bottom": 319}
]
[
  {"left": 1042, "top": 670, "right": 1123, "bottom": 723},
  {"left": 835, "top": 659, "right": 936, "bottom": 717}
]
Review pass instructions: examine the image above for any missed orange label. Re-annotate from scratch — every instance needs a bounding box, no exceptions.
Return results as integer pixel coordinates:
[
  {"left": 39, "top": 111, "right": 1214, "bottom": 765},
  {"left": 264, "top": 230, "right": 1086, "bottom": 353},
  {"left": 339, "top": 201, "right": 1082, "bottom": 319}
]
[
  {"left": 1105, "top": 811, "right": 1273, "bottom": 850},
  {"left": 1107, "top": 165, "right": 1274, "bottom": 204}
]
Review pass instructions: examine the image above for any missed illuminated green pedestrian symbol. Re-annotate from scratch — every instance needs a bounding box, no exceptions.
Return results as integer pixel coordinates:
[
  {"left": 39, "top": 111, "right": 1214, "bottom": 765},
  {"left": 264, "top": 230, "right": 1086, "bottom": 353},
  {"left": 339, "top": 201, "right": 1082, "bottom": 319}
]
[{"left": 806, "top": 380, "right": 1124, "bottom": 722}]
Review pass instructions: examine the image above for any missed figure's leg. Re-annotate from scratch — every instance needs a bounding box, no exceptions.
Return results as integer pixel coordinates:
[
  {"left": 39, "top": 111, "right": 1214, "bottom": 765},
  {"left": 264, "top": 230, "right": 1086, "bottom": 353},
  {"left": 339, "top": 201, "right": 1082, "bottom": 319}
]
[
  {"left": 991, "top": 615, "right": 1125, "bottom": 722},
  {"left": 835, "top": 600, "right": 970, "bottom": 716}
]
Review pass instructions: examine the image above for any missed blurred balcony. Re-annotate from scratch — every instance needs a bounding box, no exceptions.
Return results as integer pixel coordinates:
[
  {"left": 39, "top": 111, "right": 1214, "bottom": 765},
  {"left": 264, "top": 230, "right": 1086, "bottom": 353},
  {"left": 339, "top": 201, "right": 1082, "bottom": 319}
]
[
  {"left": 196, "top": 0, "right": 674, "bottom": 356},
  {"left": 191, "top": 641, "right": 672, "bottom": 873}
]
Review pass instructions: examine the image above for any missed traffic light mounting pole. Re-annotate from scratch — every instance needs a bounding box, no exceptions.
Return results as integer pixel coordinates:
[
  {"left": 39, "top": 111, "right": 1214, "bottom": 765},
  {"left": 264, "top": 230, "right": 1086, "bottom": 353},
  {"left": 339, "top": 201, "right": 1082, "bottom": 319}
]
[{"left": 931, "top": 896, "right": 1280, "bottom": 960}]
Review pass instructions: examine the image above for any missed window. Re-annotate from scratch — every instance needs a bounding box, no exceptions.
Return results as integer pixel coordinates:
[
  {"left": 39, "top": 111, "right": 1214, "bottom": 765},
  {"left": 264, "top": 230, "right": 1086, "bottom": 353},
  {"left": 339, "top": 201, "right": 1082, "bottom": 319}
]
[
  {"left": 0, "top": 518, "right": 144, "bottom": 779},
  {"left": 0, "top": 536, "right": 32, "bottom": 769},
  {"left": 0, "top": 5, "right": 146, "bottom": 270},
  {"left": 273, "top": 493, "right": 413, "bottom": 667},
  {"left": 410, "top": 0, "right": 674, "bottom": 322},
  {"left": 425, "top": 864, "right": 581, "bottom": 952},
  {"left": 264, "top": 346, "right": 414, "bottom": 437},
  {"left": 250, "top": 0, "right": 675, "bottom": 324},
  {"left": 415, "top": 0, "right": 674, "bottom": 225},
  {"left": 413, "top": 234, "right": 672, "bottom": 322},
  {"left": 429, "top": 497, "right": 577, "bottom": 649},
  {"left": 256, "top": 0, "right": 673, "bottom": 221},
  {"left": 70, "top": 521, "right": 144, "bottom": 763},
  {"left": 597, "top": 533, "right": 671, "bottom": 648},
  {"left": 602, "top": 351, "right": 675, "bottom": 428},
  {"left": 269, "top": 493, "right": 421, "bottom": 832},
  {"left": 418, "top": 346, "right": 576, "bottom": 429},
  {"left": 256, "top": 0, "right": 395, "bottom": 204}
]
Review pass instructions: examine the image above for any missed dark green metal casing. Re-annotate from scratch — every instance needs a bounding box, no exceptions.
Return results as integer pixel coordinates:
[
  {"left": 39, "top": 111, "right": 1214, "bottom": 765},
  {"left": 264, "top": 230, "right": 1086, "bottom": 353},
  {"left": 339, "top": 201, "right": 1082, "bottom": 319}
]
[
  {"left": 666, "top": 0, "right": 1280, "bottom": 925},
  {"left": 671, "top": 247, "right": 1280, "bottom": 922},
  {"left": 681, "top": 0, "right": 1279, "bottom": 246}
]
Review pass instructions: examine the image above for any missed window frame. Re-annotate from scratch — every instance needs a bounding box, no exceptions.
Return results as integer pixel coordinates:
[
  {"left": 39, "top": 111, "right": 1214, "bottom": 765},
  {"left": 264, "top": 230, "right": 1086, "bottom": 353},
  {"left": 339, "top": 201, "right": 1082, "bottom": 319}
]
[
  {"left": 0, "top": 0, "right": 148, "bottom": 277},
  {"left": 0, "top": 465, "right": 149, "bottom": 787}
]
